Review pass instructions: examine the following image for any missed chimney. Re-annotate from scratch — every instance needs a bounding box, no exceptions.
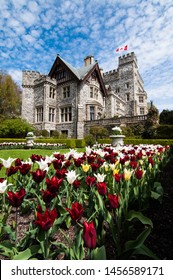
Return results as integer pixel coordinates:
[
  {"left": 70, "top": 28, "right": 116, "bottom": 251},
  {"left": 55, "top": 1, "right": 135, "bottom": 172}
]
[{"left": 84, "top": 55, "right": 94, "bottom": 66}]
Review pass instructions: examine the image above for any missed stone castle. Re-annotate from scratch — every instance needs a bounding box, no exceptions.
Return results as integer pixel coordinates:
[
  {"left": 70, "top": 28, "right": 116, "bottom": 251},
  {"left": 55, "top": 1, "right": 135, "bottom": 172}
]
[{"left": 22, "top": 52, "right": 148, "bottom": 138}]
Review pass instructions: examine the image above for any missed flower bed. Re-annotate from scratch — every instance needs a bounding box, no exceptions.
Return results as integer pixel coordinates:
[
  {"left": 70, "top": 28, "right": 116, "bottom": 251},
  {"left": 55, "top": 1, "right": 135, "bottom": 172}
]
[{"left": 0, "top": 144, "right": 171, "bottom": 260}]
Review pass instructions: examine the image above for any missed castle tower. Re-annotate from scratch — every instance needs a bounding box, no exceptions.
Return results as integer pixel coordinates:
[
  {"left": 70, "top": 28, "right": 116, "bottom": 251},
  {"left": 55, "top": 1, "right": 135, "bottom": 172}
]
[
  {"left": 103, "top": 52, "right": 148, "bottom": 117},
  {"left": 22, "top": 71, "right": 40, "bottom": 124}
]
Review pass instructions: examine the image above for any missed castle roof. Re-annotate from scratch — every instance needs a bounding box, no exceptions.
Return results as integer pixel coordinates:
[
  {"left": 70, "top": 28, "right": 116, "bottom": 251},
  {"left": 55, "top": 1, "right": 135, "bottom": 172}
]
[{"left": 49, "top": 54, "right": 107, "bottom": 96}]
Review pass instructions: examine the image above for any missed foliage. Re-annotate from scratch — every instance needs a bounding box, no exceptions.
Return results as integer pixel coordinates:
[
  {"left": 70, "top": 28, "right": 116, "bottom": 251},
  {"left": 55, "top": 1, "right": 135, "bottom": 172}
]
[
  {"left": 0, "top": 118, "right": 35, "bottom": 138},
  {"left": 0, "top": 144, "right": 170, "bottom": 260},
  {"left": 0, "top": 72, "right": 21, "bottom": 118},
  {"left": 90, "top": 126, "right": 109, "bottom": 140},
  {"left": 84, "top": 134, "right": 95, "bottom": 146},
  {"left": 143, "top": 102, "right": 159, "bottom": 139},
  {"left": 41, "top": 130, "right": 49, "bottom": 138},
  {"left": 155, "top": 125, "right": 173, "bottom": 139},
  {"left": 159, "top": 109, "right": 173, "bottom": 125}
]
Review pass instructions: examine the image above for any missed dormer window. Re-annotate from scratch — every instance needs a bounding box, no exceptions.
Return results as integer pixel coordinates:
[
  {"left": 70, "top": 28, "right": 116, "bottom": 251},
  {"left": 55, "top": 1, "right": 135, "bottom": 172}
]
[
  {"left": 90, "top": 87, "right": 94, "bottom": 98},
  {"left": 125, "top": 82, "right": 130, "bottom": 89}
]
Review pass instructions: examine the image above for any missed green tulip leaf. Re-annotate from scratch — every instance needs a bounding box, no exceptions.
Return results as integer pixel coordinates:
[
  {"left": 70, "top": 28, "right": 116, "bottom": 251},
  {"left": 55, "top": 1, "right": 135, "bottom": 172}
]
[
  {"left": 126, "top": 210, "right": 153, "bottom": 228},
  {"left": 91, "top": 245, "right": 107, "bottom": 260}
]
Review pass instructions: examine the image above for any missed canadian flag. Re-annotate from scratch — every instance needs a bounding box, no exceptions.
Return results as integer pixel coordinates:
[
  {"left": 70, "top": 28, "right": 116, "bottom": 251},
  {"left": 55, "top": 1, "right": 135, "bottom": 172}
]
[{"left": 116, "top": 45, "right": 128, "bottom": 52}]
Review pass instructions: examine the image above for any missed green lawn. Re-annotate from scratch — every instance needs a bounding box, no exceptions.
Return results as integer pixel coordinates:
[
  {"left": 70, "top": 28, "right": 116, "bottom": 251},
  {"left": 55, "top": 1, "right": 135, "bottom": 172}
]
[{"left": 0, "top": 149, "right": 72, "bottom": 161}]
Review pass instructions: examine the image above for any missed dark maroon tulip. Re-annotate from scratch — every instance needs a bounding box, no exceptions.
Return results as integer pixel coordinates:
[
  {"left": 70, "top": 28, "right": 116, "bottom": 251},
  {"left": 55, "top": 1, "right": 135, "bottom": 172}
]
[
  {"left": 18, "top": 163, "right": 31, "bottom": 175},
  {"left": 6, "top": 166, "right": 18, "bottom": 176},
  {"left": 52, "top": 159, "right": 63, "bottom": 170},
  {"left": 7, "top": 189, "right": 26, "bottom": 207},
  {"left": 14, "top": 158, "right": 23, "bottom": 166},
  {"left": 0, "top": 178, "right": 5, "bottom": 183},
  {"left": 96, "top": 182, "right": 107, "bottom": 196},
  {"left": 130, "top": 161, "right": 138, "bottom": 169},
  {"left": 148, "top": 156, "right": 154, "bottom": 167},
  {"left": 31, "top": 169, "right": 46, "bottom": 183},
  {"left": 74, "top": 158, "right": 84, "bottom": 167},
  {"left": 91, "top": 163, "right": 100, "bottom": 172},
  {"left": 108, "top": 193, "right": 119, "bottom": 209},
  {"left": 83, "top": 221, "right": 97, "bottom": 249},
  {"left": 135, "top": 168, "right": 143, "bottom": 180},
  {"left": 35, "top": 208, "right": 57, "bottom": 231},
  {"left": 86, "top": 176, "right": 96, "bottom": 187},
  {"left": 42, "top": 189, "right": 56, "bottom": 203},
  {"left": 66, "top": 202, "right": 84, "bottom": 222},
  {"left": 113, "top": 173, "right": 121, "bottom": 183},
  {"left": 56, "top": 168, "right": 67, "bottom": 179},
  {"left": 30, "top": 154, "right": 42, "bottom": 162},
  {"left": 72, "top": 179, "right": 81, "bottom": 189},
  {"left": 46, "top": 176, "right": 63, "bottom": 193}
]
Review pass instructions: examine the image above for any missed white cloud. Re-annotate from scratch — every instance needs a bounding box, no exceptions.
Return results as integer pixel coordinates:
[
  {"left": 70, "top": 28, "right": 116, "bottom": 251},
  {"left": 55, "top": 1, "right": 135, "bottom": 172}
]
[{"left": 0, "top": 0, "right": 173, "bottom": 112}]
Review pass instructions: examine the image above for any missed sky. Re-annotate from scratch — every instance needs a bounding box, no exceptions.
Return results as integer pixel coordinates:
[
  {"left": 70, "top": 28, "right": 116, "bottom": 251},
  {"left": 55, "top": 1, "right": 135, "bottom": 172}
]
[{"left": 0, "top": 0, "right": 173, "bottom": 112}]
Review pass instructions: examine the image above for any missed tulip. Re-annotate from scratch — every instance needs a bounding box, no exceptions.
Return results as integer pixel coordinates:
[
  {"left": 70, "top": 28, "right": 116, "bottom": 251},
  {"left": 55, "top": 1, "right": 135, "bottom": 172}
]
[
  {"left": 96, "top": 182, "right": 107, "bottom": 196},
  {"left": 0, "top": 179, "right": 12, "bottom": 194},
  {"left": 46, "top": 176, "right": 63, "bottom": 193},
  {"left": 81, "top": 164, "right": 90, "bottom": 173},
  {"left": 6, "top": 166, "right": 18, "bottom": 176},
  {"left": 66, "top": 202, "right": 84, "bottom": 222},
  {"left": 42, "top": 189, "right": 56, "bottom": 204},
  {"left": 94, "top": 173, "right": 106, "bottom": 182},
  {"left": 135, "top": 168, "right": 144, "bottom": 180},
  {"left": 123, "top": 168, "right": 133, "bottom": 181},
  {"left": 35, "top": 208, "right": 57, "bottom": 231},
  {"left": 56, "top": 168, "right": 67, "bottom": 179},
  {"left": 108, "top": 193, "right": 119, "bottom": 209},
  {"left": 83, "top": 221, "right": 97, "bottom": 249},
  {"left": 7, "top": 188, "right": 26, "bottom": 207},
  {"left": 113, "top": 173, "right": 121, "bottom": 183},
  {"left": 35, "top": 158, "right": 49, "bottom": 171},
  {"left": 31, "top": 169, "right": 47, "bottom": 183},
  {"left": 0, "top": 157, "right": 16, "bottom": 168},
  {"left": 66, "top": 170, "right": 79, "bottom": 184},
  {"left": 18, "top": 163, "right": 31, "bottom": 175},
  {"left": 72, "top": 179, "right": 81, "bottom": 189},
  {"left": 86, "top": 176, "right": 96, "bottom": 187}
]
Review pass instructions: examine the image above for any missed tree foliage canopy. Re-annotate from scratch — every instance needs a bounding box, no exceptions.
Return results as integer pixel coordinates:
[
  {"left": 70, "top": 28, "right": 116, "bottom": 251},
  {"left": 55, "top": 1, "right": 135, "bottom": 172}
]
[
  {"left": 159, "top": 109, "right": 173, "bottom": 125},
  {"left": 0, "top": 71, "right": 21, "bottom": 118}
]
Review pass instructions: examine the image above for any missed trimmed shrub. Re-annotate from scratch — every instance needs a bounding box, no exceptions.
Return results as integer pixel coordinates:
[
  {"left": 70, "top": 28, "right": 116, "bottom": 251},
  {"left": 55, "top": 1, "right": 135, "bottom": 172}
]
[
  {"left": 75, "top": 139, "right": 86, "bottom": 148},
  {"left": 84, "top": 134, "right": 95, "bottom": 146}
]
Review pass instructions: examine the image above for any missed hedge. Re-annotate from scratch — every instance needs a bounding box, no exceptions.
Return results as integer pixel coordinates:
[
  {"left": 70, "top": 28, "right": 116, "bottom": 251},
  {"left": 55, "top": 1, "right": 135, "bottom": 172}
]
[{"left": 0, "top": 138, "right": 172, "bottom": 148}]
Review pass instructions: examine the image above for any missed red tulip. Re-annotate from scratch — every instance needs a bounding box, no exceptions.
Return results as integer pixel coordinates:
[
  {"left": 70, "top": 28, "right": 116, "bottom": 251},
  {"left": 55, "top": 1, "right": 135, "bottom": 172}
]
[
  {"left": 74, "top": 158, "right": 84, "bottom": 167},
  {"left": 83, "top": 221, "right": 97, "bottom": 249},
  {"left": 96, "top": 182, "right": 107, "bottom": 196},
  {"left": 18, "top": 163, "right": 31, "bottom": 175},
  {"left": 66, "top": 202, "right": 84, "bottom": 222},
  {"left": 31, "top": 169, "right": 46, "bottom": 183},
  {"left": 35, "top": 208, "right": 57, "bottom": 231},
  {"left": 91, "top": 163, "right": 100, "bottom": 172},
  {"left": 86, "top": 176, "right": 96, "bottom": 187},
  {"left": 72, "top": 179, "right": 81, "bottom": 189},
  {"left": 56, "top": 168, "right": 67, "bottom": 179},
  {"left": 46, "top": 176, "right": 63, "bottom": 193},
  {"left": 42, "top": 189, "right": 56, "bottom": 203},
  {"left": 148, "top": 156, "right": 154, "bottom": 167},
  {"left": 6, "top": 166, "right": 18, "bottom": 176},
  {"left": 14, "top": 158, "right": 23, "bottom": 166},
  {"left": 52, "top": 159, "right": 62, "bottom": 170},
  {"left": 135, "top": 168, "right": 143, "bottom": 180},
  {"left": 130, "top": 161, "right": 138, "bottom": 169},
  {"left": 108, "top": 193, "right": 119, "bottom": 209},
  {"left": 113, "top": 173, "right": 121, "bottom": 183},
  {"left": 7, "top": 188, "right": 26, "bottom": 207}
]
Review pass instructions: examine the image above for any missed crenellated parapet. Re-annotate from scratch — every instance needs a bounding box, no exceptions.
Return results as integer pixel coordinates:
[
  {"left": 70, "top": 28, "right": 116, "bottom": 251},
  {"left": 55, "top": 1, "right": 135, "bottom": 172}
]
[
  {"left": 22, "top": 70, "right": 41, "bottom": 87},
  {"left": 119, "top": 52, "right": 137, "bottom": 66},
  {"left": 103, "top": 69, "right": 119, "bottom": 83}
]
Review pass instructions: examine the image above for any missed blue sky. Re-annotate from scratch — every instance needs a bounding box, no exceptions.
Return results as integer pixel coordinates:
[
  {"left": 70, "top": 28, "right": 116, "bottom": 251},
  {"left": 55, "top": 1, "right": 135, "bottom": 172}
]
[{"left": 0, "top": 0, "right": 173, "bottom": 112}]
